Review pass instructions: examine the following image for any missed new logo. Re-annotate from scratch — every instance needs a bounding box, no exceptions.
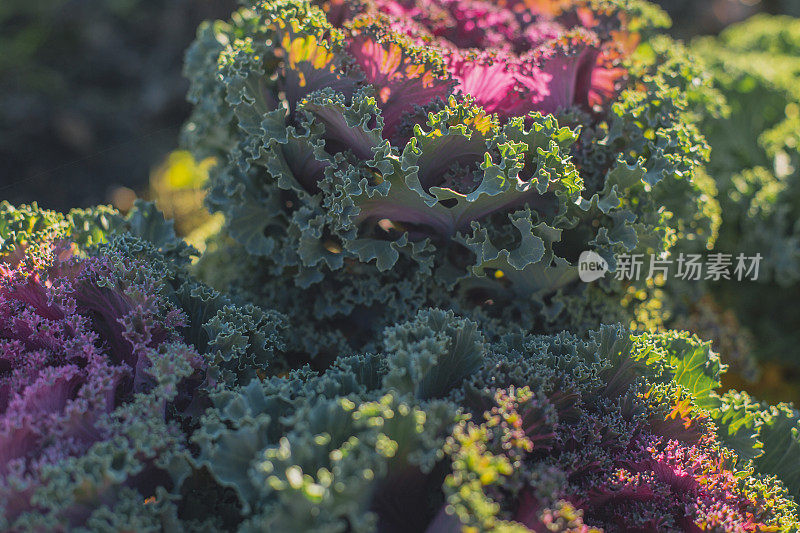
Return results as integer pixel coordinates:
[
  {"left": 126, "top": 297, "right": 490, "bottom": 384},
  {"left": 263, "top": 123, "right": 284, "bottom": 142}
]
[{"left": 578, "top": 251, "right": 608, "bottom": 282}]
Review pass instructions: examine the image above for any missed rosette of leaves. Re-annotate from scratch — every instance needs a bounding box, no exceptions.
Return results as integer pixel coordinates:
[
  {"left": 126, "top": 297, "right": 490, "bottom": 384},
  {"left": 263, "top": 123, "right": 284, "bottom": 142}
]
[
  {"left": 0, "top": 239, "right": 202, "bottom": 529},
  {"left": 181, "top": 309, "right": 800, "bottom": 531},
  {"left": 688, "top": 15, "right": 800, "bottom": 377},
  {"left": 0, "top": 202, "right": 289, "bottom": 529},
  {"left": 183, "top": 0, "right": 718, "bottom": 359}
]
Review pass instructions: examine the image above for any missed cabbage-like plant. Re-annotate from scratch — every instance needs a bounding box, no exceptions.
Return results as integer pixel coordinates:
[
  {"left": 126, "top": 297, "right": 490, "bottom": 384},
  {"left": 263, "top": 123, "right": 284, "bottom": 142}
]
[
  {"left": 184, "top": 0, "right": 719, "bottom": 358},
  {"left": 0, "top": 203, "right": 289, "bottom": 530},
  {"left": 4, "top": 203, "right": 800, "bottom": 531},
  {"left": 0, "top": 241, "right": 200, "bottom": 528},
  {"left": 182, "top": 310, "right": 800, "bottom": 531}
]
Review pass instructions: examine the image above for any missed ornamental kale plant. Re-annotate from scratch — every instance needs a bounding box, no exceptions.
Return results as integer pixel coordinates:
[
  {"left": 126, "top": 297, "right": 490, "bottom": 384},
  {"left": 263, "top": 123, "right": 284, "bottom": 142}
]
[
  {"left": 0, "top": 203, "right": 288, "bottom": 530},
  {"left": 184, "top": 0, "right": 719, "bottom": 359},
  {"left": 0, "top": 237, "right": 198, "bottom": 529},
  {"left": 2, "top": 204, "right": 800, "bottom": 530},
  {"left": 6, "top": 0, "right": 800, "bottom": 530},
  {"left": 178, "top": 310, "right": 800, "bottom": 531}
]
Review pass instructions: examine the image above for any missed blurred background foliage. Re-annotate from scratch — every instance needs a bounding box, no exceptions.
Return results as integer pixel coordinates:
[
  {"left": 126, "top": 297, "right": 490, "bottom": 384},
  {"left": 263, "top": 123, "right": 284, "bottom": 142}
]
[
  {"left": 2, "top": 0, "right": 800, "bottom": 401},
  {"left": 688, "top": 14, "right": 800, "bottom": 404},
  {"left": 656, "top": 0, "right": 800, "bottom": 37},
  {"left": 1, "top": 0, "right": 235, "bottom": 212}
]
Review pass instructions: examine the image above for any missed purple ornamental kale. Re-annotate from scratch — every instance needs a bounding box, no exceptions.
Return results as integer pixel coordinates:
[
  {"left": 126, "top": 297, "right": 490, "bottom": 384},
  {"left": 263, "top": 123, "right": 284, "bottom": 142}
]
[
  {"left": 0, "top": 249, "right": 200, "bottom": 521},
  {"left": 326, "top": 0, "right": 627, "bottom": 122},
  {"left": 437, "top": 386, "right": 792, "bottom": 532}
]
